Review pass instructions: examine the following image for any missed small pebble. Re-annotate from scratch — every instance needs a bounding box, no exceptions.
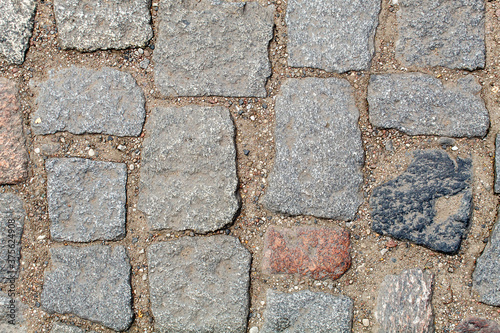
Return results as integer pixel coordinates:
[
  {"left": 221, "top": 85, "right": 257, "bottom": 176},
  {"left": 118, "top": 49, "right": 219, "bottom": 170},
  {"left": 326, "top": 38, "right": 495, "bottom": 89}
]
[
  {"left": 451, "top": 146, "right": 458, "bottom": 151},
  {"left": 117, "top": 144, "right": 127, "bottom": 151},
  {"left": 249, "top": 327, "right": 259, "bottom": 333},
  {"left": 34, "top": 147, "right": 40, "bottom": 154},
  {"left": 88, "top": 149, "right": 95, "bottom": 156},
  {"left": 362, "top": 318, "right": 370, "bottom": 327},
  {"left": 244, "top": 149, "right": 250, "bottom": 156}
]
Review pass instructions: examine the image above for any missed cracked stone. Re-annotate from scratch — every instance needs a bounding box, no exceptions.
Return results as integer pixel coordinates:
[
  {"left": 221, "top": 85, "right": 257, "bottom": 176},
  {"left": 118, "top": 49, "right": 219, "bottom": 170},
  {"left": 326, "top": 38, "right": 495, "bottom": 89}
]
[
  {"left": 261, "top": 290, "right": 353, "bottom": 333},
  {"left": 41, "top": 245, "right": 133, "bottom": 331},
  {"left": 54, "top": 0, "right": 152, "bottom": 51},
  {"left": 0, "top": 78, "right": 28, "bottom": 184},
  {"left": 368, "top": 73, "right": 489, "bottom": 137},
  {"left": 263, "top": 78, "right": 363, "bottom": 220},
  {"left": 46, "top": 158, "right": 127, "bottom": 242},
  {"left": 396, "top": 0, "right": 485, "bottom": 70},
  {"left": 286, "top": 0, "right": 380, "bottom": 72},
  {"left": 31, "top": 67, "right": 146, "bottom": 136},
  {"left": 0, "top": 193, "right": 25, "bottom": 283},
  {"left": 148, "top": 235, "right": 251, "bottom": 333},
  {"left": 153, "top": 0, "right": 274, "bottom": 97},
  {"left": 138, "top": 106, "right": 239, "bottom": 233},
  {"left": 370, "top": 149, "right": 472, "bottom": 254}
]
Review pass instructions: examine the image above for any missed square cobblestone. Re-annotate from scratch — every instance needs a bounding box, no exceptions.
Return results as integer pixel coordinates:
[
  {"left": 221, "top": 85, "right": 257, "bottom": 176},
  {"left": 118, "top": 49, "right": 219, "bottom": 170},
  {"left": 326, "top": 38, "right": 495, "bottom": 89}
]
[
  {"left": 41, "top": 245, "right": 133, "bottom": 331},
  {"left": 0, "top": 193, "right": 25, "bottom": 283},
  {"left": 46, "top": 158, "right": 127, "bottom": 242},
  {"left": 153, "top": 0, "right": 274, "bottom": 97},
  {"left": 148, "top": 235, "right": 251, "bottom": 333}
]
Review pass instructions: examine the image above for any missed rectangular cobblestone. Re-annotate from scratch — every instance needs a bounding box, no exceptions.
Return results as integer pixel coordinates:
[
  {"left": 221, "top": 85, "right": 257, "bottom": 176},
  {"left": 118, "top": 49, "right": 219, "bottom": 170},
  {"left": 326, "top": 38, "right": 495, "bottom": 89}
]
[{"left": 0, "top": 193, "right": 25, "bottom": 283}]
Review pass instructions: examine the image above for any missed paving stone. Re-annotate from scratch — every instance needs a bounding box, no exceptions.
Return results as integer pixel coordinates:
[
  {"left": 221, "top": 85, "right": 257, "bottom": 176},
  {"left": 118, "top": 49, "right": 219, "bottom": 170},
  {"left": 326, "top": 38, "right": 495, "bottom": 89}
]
[
  {"left": 138, "top": 106, "right": 239, "bottom": 233},
  {"left": 262, "top": 78, "right": 363, "bottom": 220},
  {"left": 455, "top": 318, "right": 500, "bottom": 333},
  {"left": 375, "top": 269, "right": 434, "bottom": 333},
  {"left": 261, "top": 290, "right": 353, "bottom": 333},
  {"left": 46, "top": 158, "right": 127, "bottom": 242},
  {"left": 473, "top": 209, "right": 500, "bottom": 306},
  {"left": 0, "top": 193, "right": 25, "bottom": 283},
  {"left": 0, "top": 0, "right": 36, "bottom": 64},
  {"left": 262, "top": 226, "right": 351, "bottom": 280},
  {"left": 286, "top": 0, "right": 380, "bottom": 72},
  {"left": 370, "top": 149, "right": 472, "bottom": 254},
  {"left": 41, "top": 245, "right": 133, "bottom": 331},
  {"left": 0, "top": 78, "right": 28, "bottom": 184},
  {"left": 31, "top": 67, "right": 146, "bottom": 136},
  {"left": 147, "top": 235, "right": 251, "bottom": 333},
  {"left": 53, "top": 0, "right": 152, "bottom": 51},
  {"left": 153, "top": 0, "right": 274, "bottom": 97},
  {"left": 0, "top": 291, "right": 28, "bottom": 332},
  {"left": 495, "top": 135, "right": 500, "bottom": 193},
  {"left": 50, "top": 322, "right": 85, "bottom": 333},
  {"left": 396, "top": 0, "right": 485, "bottom": 70},
  {"left": 368, "top": 73, "right": 489, "bottom": 138}
]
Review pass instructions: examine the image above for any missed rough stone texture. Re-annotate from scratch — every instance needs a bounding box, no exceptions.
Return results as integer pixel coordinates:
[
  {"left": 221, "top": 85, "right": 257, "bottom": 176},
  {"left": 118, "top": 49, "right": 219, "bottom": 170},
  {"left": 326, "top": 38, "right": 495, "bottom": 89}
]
[
  {"left": 0, "top": 193, "right": 25, "bottom": 282},
  {"left": 153, "top": 0, "right": 274, "bottom": 97},
  {"left": 138, "top": 106, "right": 239, "bottom": 233},
  {"left": 0, "top": 78, "right": 28, "bottom": 184},
  {"left": 261, "top": 290, "right": 353, "bottom": 333},
  {"left": 31, "top": 67, "right": 146, "bottom": 136},
  {"left": 50, "top": 322, "right": 85, "bottom": 333},
  {"left": 53, "top": 0, "right": 152, "bottom": 51},
  {"left": 370, "top": 150, "right": 472, "bottom": 254},
  {"left": 495, "top": 135, "right": 500, "bottom": 193},
  {"left": 455, "top": 318, "right": 500, "bottom": 333},
  {"left": 473, "top": 210, "right": 500, "bottom": 306},
  {"left": 263, "top": 78, "right": 364, "bottom": 220},
  {"left": 46, "top": 158, "right": 127, "bottom": 242},
  {"left": 286, "top": 0, "right": 380, "bottom": 72},
  {"left": 262, "top": 226, "right": 351, "bottom": 280},
  {"left": 0, "top": 0, "right": 36, "bottom": 64},
  {"left": 41, "top": 245, "right": 133, "bottom": 331},
  {"left": 375, "top": 269, "right": 434, "bottom": 333},
  {"left": 147, "top": 235, "right": 251, "bottom": 333},
  {"left": 0, "top": 291, "right": 28, "bottom": 332},
  {"left": 396, "top": 0, "right": 485, "bottom": 70},
  {"left": 368, "top": 73, "right": 489, "bottom": 138}
]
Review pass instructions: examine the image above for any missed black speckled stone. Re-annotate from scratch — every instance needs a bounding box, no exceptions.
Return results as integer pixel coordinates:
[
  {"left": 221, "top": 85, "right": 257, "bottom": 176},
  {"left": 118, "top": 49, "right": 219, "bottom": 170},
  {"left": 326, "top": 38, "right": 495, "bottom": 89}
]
[{"left": 370, "top": 150, "right": 472, "bottom": 254}]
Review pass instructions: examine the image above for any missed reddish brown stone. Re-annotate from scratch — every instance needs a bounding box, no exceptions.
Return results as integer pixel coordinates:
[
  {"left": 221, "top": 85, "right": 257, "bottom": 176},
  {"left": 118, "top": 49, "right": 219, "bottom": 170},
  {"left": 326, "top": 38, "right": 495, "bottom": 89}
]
[
  {"left": 0, "top": 78, "right": 28, "bottom": 184},
  {"left": 262, "top": 226, "right": 351, "bottom": 280},
  {"left": 455, "top": 318, "right": 500, "bottom": 333}
]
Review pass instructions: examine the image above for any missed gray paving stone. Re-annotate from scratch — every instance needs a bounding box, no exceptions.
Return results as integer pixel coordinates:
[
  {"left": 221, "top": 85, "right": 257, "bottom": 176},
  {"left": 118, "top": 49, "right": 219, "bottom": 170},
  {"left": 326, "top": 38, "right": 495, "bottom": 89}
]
[
  {"left": 473, "top": 209, "right": 500, "bottom": 306},
  {"left": 286, "top": 0, "right": 380, "bottom": 72},
  {"left": 396, "top": 0, "right": 485, "bottom": 70},
  {"left": 147, "top": 235, "right": 251, "bottom": 333},
  {"left": 263, "top": 78, "right": 363, "bottom": 220},
  {"left": 0, "top": 193, "right": 25, "bottom": 282},
  {"left": 153, "top": 0, "right": 274, "bottom": 97},
  {"left": 50, "top": 322, "right": 84, "bottom": 333},
  {"left": 0, "top": 291, "right": 28, "bottom": 332},
  {"left": 370, "top": 150, "right": 472, "bottom": 254},
  {"left": 376, "top": 269, "right": 434, "bottom": 333},
  {"left": 368, "top": 73, "right": 489, "bottom": 138},
  {"left": 31, "top": 67, "right": 146, "bottom": 136},
  {"left": 261, "top": 290, "right": 353, "bottom": 333},
  {"left": 46, "top": 158, "right": 127, "bottom": 242},
  {"left": 41, "top": 245, "right": 133, "bottom": 331},
  {"left": 138, "top": 106, "right": 239, "bottom": 233},
  {"left": 54, "top": 0, "right": 152, "bottom": 51},
  {"left": 495, "top": 135, "right": 500, "bottom": 194},
  {"left": 0, "top": 0, "right": 36, "bottom": 64}
]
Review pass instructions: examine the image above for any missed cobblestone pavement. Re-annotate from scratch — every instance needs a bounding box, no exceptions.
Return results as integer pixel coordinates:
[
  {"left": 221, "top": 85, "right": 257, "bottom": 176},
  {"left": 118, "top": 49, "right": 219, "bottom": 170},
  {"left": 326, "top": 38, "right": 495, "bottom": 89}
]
[{"left": 1, "top": 0, "right": 500, "bottom": 332}]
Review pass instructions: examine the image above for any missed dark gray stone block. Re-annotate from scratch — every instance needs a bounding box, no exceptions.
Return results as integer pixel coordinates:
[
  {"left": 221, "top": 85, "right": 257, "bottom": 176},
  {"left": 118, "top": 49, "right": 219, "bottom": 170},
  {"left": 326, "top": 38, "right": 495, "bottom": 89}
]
[{"left": 0, "top": 193, "right": 24, "bottom": 282}]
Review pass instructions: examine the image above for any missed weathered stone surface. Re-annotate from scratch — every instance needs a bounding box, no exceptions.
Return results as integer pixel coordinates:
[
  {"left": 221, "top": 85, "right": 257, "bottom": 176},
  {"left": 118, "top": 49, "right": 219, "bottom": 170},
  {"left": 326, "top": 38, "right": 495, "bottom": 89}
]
[
  {"left": 31, "top": 67, "right": 146, "bottom": 136},
  {"left": 0, "top": 78, "right": 28, "bottom": 184},
  {"left": 261, "top": 290, "right": 353, "bottom": 333},
  {"left": 54, "top": 0, "right": 152, "bottom": 51},
  {"left": 370, "top": 150, "right": 472, "bottom": 254},
  {"left": 286, "top": 0, "right": 380, "bottom": 72},
  {"left": 138, "top": 106, "right": 239, "bottom": 233},
  {"left": 41, "top": 245, "right": 133, "bottom": 331},
  {"left": 263, "top": 78, "right": 363, "bottom": 220},
  {"left": 455, "top": 318, "right": 500, "bottom": 333},
  {"left": 368, "top": 74, "right": 489, "bottom": 138},
  {"left": 50, "top": 322, "right": 85, "bottom": 333},
  {"left": 495, "top": 135, "right": 500, "bottom": 193},
  {"left": 0, "top": 0, "right": 36, "bottom": 64},
  {"left": 262, "top": 226, "right": 351, "bottom": 280},
  {"left": 473, "top": 210, "right": 500, "bottom": 306},
  {"left": 0, "top": 193, "right": 24, "bottom": 282},
  {"left": 0, "top": 291, "right": 28, "bottom": 332},
  {"left": 153, "top": 0, "right": 274, "bottom": 97},
  {"left": 46, "top": 158, "right": 127, "bottom": 242},
  {"left": 375, "top": 269, "right": 434, "bottom": 333},
  {"left": 396, "top": 0, "right": 485, "bottom": 70},
  {"left": 147, "top": 235, "right": 251, "bottom": 333}
]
